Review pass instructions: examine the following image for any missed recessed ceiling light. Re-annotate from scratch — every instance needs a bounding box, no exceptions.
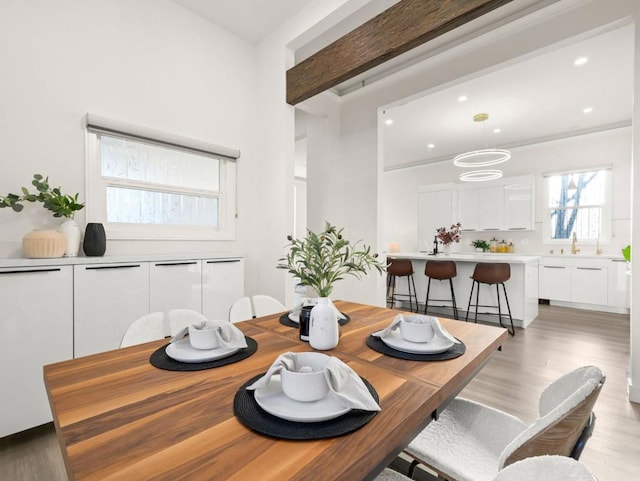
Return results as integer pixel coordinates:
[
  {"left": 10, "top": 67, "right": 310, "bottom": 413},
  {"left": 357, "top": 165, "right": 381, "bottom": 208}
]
[
  {"left": 574, "top": 56, "right": 589, "bottom": 66},
  {"left": 583, "top": 107, "right": 593, "bottom": 114},
  {"left": 427, "top": 143, "right": 435, "bottom": 149},
  {"left": 458, "top": 95, "right": 468, "bottom": 102},
  {"left": 385, "top": 118, "right": 393, "bottom": 125},
  {"left": 493, "top": 128, "right": 501, "bottom": 134}
]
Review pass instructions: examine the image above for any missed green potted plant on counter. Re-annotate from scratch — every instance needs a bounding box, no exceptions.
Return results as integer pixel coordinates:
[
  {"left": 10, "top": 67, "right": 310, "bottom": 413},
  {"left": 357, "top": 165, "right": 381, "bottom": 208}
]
[
  {"left": 471, "top": 239, "right": 490, "bottom": 252},
  {"left": 0, "top": 174, "right": 85, "bottom": 257}
]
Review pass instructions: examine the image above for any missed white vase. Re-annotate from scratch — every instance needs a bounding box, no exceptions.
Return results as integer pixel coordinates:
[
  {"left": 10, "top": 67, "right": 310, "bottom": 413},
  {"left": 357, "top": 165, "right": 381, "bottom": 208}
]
[
  {"left": 442, "top": 244, "right": 452, "bottom": 255},
  {"left": 309, "top": 297, "right": 339, "bottom": 350},
  {"left": 59, "top": 218, "right": 81, "bottom": 257}
]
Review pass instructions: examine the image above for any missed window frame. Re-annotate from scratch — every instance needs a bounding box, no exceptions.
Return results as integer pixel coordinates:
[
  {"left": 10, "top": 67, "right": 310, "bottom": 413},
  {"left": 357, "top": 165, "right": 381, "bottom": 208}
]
[
  {"left": 542, "top": 167, "right": 611, "bottom": 245},
  {"left": 85, "top": 124, "right": 237, "bottom": 241}
]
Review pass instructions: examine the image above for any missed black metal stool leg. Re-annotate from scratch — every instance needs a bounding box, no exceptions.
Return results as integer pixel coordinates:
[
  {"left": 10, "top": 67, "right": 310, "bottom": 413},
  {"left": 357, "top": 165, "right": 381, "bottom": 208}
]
[
  {"left": 496, "top": 284, "right": 504, "bottom": 329},
  {"left": 474, "top": 280, "right": 480, "bottom": 324},
  {"left": 409, "top": 274, "right": 417, "bottom": 313},
  {"left": 449, "top": 278, "right": 458, "bottom": 320},
  {"left": 424, "top": 278, "right": 432, "bottom": 315},
  {"left": 501, "top": 282, "right": 515, "bottom": 336},
  {"left": 465, "top": 281, "right": 475, "bottom": 322}
]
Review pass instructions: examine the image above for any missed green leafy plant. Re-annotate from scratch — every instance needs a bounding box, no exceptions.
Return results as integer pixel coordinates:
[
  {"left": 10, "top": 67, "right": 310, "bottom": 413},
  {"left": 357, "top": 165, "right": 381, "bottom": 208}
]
[
  {"left": 0, "top": 174, "right": 84, "bottom": 218},
  {"left": 277, "top": 222, "right": 385, "bottom": 297},
  {"left": 471, "top": 239, "right": 490, "bottom": 251},
  {"left": 622, "top": 244, "right": 631, "bottom": 262}
]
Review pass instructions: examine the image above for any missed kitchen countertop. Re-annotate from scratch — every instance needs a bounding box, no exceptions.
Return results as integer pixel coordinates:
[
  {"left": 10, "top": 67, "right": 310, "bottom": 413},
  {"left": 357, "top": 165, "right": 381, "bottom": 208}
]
[{"left": 386, "top": 252, "right": 540, "bottom": 264}]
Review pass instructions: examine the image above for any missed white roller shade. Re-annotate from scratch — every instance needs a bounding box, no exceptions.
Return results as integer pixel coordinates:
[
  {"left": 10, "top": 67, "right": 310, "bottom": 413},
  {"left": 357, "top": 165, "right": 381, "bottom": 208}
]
[{"left": 85, "top": 114, "right": 240, "bottom": 161}]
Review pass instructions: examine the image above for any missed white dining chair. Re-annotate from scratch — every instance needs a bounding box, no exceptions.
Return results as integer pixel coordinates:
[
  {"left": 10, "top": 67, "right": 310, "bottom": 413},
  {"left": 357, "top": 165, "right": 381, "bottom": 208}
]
[
  {"left": 493, "top": 455, "right": 597, "bottom": 481},
  {"left": 404, "top": 366, "right": 605, "bottom": 481},
  {"left": 252, "top": 294, "right": 287, "bottom": 317},
  {"left": 228, "top": 296, "right": 253, "bottom": 323},
  {"left": 374, "top": 468, "right": 412, "bottom": 481},
  {"left": 120, "top": 312, "right": 166, "bottom": 348},
  {"left": 167, "top": 308, "right": 207, "bottom": 336}
]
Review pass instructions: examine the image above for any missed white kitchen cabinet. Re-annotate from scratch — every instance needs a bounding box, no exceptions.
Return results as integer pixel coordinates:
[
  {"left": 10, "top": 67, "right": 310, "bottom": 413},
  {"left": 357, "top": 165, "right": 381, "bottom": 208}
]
[
  {"left": 539, "top": 258, "right": 571, "bottom": 302},
  {"left": 202, "top": 258, "right": 244, "bottom": 320},
  {"left": 0, "top": 266, "right": 73, "bottom": 437},
  {"left": 457, "top": 187, "right": 479, "bottom": 231},
  {"left": 150, "top": 260, "right": 202, "bottom": 313},
  {"left": 538, "top": 257, "right": 610, "bottom": 308},
  {"left": 74, "top": 262, "right": 150, "bottom": 357},
  {"left": 417, "top": 184, "right": 456, "bottom": 251},
  {"left": 504, "top": 176, "right": 535, "bottom": 231},
  {"left": 479, "top": 185, "right": 504, "bottom": 231},
  {"left": 608, "top": 259, "right": 630, "bottom": 308},
  {"left": 571, "top": 263, "right": 608, "bottom": 305}
]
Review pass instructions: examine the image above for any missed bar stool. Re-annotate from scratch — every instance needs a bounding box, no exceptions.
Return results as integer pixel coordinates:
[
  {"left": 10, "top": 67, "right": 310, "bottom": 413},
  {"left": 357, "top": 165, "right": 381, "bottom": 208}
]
[
  {"left": 386, "top": 258, "right": 418, "bottom": 312},
  {"left": 466, "top": 262, "right": 515, "bottom": 335},
  {"left": 424, "top": 260, "right": 458, "bottom": 319}
]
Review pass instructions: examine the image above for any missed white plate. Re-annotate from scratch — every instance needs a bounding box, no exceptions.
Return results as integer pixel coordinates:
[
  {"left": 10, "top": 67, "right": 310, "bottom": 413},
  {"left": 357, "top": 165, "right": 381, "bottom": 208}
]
[
  {"left": 254, "top": 375, "right": 349, "bottom": 423},
  {"left": 166, "top": 338, "right": 240, "bottom": 363},
  {"left": 288, "top": 312, "right": 300, "bottom": 323},
  {"left": 379, "top": 330, "right": 454, "bottom": 354}
]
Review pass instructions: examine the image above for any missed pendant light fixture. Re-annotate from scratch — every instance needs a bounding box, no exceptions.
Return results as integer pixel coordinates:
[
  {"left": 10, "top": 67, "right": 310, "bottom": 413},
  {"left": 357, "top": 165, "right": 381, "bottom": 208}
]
[
  {"left": 567, "top": 174, "right": 578, "bottom": 192},
  {"left": 455, "top": 113, "right": 510, "bottom": 181}
]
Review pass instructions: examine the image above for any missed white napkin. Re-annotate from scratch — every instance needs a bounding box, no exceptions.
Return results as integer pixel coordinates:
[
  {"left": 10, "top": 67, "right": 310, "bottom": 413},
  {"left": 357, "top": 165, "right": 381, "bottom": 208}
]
[
  {"left": 290, "top": 298, "right": 346, "bottom": 320},
  {"left": 246, "top": 352, "right": 380, "bottom": 412},
  {"left": 372, "top": 314, "right": 460, "bottom": 344},
  {"left": 171, "top": 320, "right": 248, "bottom": 349}
]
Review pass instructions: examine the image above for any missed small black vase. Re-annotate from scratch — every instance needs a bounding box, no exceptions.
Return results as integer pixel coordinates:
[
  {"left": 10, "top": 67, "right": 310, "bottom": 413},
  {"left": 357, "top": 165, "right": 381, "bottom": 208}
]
[{"left": 83, "top": 223, "right": 106, "bottom": 256}]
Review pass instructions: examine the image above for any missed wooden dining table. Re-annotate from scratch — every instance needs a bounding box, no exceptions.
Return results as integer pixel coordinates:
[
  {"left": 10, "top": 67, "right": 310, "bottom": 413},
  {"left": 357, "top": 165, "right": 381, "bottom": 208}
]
[{"left": 44, "top": 301, "right": 508, "bottom": 481}]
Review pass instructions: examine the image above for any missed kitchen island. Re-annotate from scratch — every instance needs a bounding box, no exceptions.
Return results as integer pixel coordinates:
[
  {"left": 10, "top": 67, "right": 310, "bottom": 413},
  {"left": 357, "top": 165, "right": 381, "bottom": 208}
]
[{"left": 387, "top": 252, "right": 540, "bottom": 328}]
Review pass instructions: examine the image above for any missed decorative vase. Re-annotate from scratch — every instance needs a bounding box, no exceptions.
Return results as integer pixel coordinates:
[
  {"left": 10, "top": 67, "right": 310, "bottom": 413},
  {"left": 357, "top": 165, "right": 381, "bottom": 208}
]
[
  {"left": 309, "top": 297, "right": 339, "bottom": 350},
  {"left": 83, "top": 223, "right": 106, "bottom": 256},
  {"left": 443, "top": 244, "right": 452, "bottom": 255},
  {"left": 22, "top": 230, "right": 66, "bottom": 258},
  {"left": 59, "top": 218, "right": 81, "bottom": 257}
]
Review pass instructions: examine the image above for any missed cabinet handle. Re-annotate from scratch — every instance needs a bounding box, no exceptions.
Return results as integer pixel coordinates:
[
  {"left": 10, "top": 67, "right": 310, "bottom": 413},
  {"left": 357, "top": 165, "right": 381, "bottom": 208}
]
[
  {"left": 154, "top": 261, "right": 198, "bottom": 267},
  {"left": 482, "top": 228, "right": 500, "bottom": 231},
  {"left": 542, "top": 266, "right": 566, "bottom": 269},
  {"left": 576, "top": 267, "right": 603, "bottom": 271},
  {"left": 0, "top": 268, "right": 61, "bottom": 275},
  {"left": 85, "top": 265, "right": 141, "bottom": 270},
  {"left": 611, "top": 259, "right": 627, "bottom": 263},
  {"left": 508, "top": 227, "right": 527, "bottom": 230},
  {"left": 206, "top": 259, "right": 240, "bottom": 264}
]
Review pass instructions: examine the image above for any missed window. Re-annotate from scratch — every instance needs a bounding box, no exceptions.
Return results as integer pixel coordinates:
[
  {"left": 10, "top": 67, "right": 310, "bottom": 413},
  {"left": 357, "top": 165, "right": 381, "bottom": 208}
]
[
  {"left": 543, "top": 168, "right": 611, "bottom": 244},
  {"left": 85, "top": 115, "right": 238, "bottom": 240}
]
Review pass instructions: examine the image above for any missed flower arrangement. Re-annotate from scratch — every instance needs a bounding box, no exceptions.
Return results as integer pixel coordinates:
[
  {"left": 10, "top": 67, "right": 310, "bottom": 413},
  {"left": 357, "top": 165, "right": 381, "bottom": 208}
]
[
  {"left": 277, "top": 222, "right": 385, "bottom": 297},
  {"left": 436, "top": 222, "right": 462, "bottom": 246}
]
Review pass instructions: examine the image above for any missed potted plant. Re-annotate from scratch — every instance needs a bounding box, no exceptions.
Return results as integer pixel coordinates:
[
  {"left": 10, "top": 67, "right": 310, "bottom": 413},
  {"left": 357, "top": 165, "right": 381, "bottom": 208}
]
[
  {"left": 0, "top": 174, "right": 85, "bottom": 257},
  {"left": 436, "top": 222, "right": 462, "bottom": 254},
  {"left": 471, "top": 239, "right": 490, "bottom": 252},
  {"left": 277, "top": 222, "right": 384, "bottom": 349}
]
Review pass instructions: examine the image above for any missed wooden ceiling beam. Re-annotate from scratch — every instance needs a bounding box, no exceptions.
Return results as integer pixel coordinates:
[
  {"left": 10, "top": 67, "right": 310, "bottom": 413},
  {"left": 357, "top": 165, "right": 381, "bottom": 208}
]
[{"left": 286, "top": 0, "right": 513, "bottom": 105}]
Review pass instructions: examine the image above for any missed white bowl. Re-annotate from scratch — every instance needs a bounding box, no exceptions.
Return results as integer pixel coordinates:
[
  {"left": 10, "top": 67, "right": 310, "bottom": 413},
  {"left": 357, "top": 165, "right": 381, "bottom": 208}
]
[
  {"left": 188, "top": 325, "right": 220, "bottom": 350},
  {"left": 280, "top": 352, "right": 330, "bottom": 402},
  {"left": 400, "top": 315, "right": 435, "bottom": 343}
]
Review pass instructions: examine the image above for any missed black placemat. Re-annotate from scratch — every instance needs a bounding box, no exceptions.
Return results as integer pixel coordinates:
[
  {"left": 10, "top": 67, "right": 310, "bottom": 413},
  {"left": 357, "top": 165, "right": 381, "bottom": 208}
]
[
  {"left": 150, "top": 337, "right": 258, "bottom": 371},
  {"left": 234, "top": 374, "right": 379, "bottom": 440},
  {"left": 366, "top": 335, "right": 465, "bottom": 361},
  {"left": 279, "top": 312, "right": 351, "bottom": 328}
]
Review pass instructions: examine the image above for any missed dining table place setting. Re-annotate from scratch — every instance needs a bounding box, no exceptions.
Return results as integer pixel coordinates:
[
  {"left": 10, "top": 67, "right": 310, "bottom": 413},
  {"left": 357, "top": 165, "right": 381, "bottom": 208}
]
[
  {"left": 149, "top": 319, "right": 258, "bottom": 371},
  {"left": 366, "top": 313, "right": 466, "bottom": 361},
  {"left": 279, "top": 297, "right": 351, "bottom": 328},
  {"left": 234, "top": 351, "right": 380, "bottom": 440}
]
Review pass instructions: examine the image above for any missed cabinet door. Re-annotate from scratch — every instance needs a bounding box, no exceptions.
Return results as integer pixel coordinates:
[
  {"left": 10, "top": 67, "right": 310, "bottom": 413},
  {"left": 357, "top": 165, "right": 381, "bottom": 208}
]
[
  {"left": 457, "top": 188, "right": 479, "bottom": 231},
  {"left": 150, "top": 260, "right": 202, "bottom": 313},
  {"left": 608, "top": 259, "right": 630, "bottom": 308},
  {"left": 0, "top": 266, "right": 73, "bottom": 436},
  {"left": 74, "top": 263, "right": 150, "bottom": 357},
  {"left": 504, "top": 180, "right": 534, "bottom": 230},
  {"left": 571, "top": 266, "right": 607, "bottom": 305},
  {"left": 418, "top": 186, "right": 456, "bottom": 251},
  {"left": 478, "top": 186, "right": 504, "bottom": 231},
  {"left": 538, "top": 265, "right": 571, "bottom": 301},
  {"left": 202, "top": 259, "right": 245, "bottom": 320}
]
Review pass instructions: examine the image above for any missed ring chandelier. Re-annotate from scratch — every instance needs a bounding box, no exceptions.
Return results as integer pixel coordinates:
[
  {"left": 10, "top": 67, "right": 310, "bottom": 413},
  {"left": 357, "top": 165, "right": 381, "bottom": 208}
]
[{"left": 454, "top": 113, "right": 510, "bottom": 182}]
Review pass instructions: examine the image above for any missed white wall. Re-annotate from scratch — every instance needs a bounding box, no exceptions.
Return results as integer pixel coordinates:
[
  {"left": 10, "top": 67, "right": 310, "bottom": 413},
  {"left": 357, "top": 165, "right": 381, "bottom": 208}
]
[
  {"left": 0, "top": 0, "right": 257, "bottom": 259},
  {"left": 383, "top": 127, "right": 632, "bottom": 256}
]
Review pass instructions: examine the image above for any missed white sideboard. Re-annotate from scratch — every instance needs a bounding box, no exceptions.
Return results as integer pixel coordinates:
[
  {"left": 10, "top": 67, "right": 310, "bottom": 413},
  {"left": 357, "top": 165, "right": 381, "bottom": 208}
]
[{"left": 0, "top": 254, "right": 244, "bottom": 437}]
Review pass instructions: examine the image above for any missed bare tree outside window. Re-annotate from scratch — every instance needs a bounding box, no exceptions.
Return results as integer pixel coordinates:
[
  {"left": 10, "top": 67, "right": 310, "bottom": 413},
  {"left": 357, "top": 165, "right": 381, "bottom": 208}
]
[{"left": 548, "top": 170, "right": 608, "bottom": 241}]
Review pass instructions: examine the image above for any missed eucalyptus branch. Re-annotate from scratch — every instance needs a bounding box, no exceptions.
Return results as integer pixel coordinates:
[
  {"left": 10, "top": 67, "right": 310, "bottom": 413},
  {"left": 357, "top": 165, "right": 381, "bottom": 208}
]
[{"left": 0, "top": 174, "right": 84, "bottom": 218}]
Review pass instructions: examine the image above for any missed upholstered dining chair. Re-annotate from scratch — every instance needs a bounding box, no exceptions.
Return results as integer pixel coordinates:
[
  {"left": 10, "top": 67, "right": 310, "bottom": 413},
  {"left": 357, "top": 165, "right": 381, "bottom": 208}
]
[
  {"left": 228, "top": 296, "right": 253, "bottom": 323},
  {"left": 120, "top": 312, "right": 166, "bottom": 348},
  {"left": 404, "top": 366, "right": 605, "bottom": 481},
  {"left": 167, "top": 308, "right": 207, "bottom": 336},
  {"left": 492, "top": 455, "right": 598, "bottom": 481},
  {"left": 252, "top": 294, "right": 287, "bottom": 317},
  {"left": 374, "top": 468, "right": 412, "bottom": 481}
]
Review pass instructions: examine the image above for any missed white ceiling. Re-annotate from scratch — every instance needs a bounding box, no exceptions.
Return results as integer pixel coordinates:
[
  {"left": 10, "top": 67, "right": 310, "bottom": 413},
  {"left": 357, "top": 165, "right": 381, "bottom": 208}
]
[
  {"left": 171, "top": 0, "right": 317, "bottom": 44},
  {"left": 382, "top": 24, "right": 634, "bottom": 170}
]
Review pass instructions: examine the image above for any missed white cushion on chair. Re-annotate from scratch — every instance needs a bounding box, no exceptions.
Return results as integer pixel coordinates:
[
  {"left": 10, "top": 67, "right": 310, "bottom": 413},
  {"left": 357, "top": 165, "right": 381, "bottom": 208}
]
[
  {"left": 493, "top": 455, "right": 597, "bottom": 481},
  {"left": 252, "top": 294, "right": 286, "bottom": 317},
  {"left": 120, "top": 312, "right": 166, "bottom": 348},
  {"left": 229, "top": 296, "right": 253, "bottom": 323},
  {"left": 374, "top": 468, "right": 412, "bottom": 481},
  {"left": 405, "top": 398, "right": 528, "bottom": 481}
]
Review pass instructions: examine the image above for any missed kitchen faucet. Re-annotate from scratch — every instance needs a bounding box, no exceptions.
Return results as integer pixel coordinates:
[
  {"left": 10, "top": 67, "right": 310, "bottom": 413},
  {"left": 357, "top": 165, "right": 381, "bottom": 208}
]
[{"left": 571, "top": 232, "right": 580, "bottom": 254}]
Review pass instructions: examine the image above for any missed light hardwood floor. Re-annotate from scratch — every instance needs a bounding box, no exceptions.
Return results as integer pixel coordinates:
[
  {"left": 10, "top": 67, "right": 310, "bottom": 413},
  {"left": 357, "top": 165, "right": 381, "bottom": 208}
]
[{"left": 1, "top": 304, "right": 637, "bottom": 481}]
